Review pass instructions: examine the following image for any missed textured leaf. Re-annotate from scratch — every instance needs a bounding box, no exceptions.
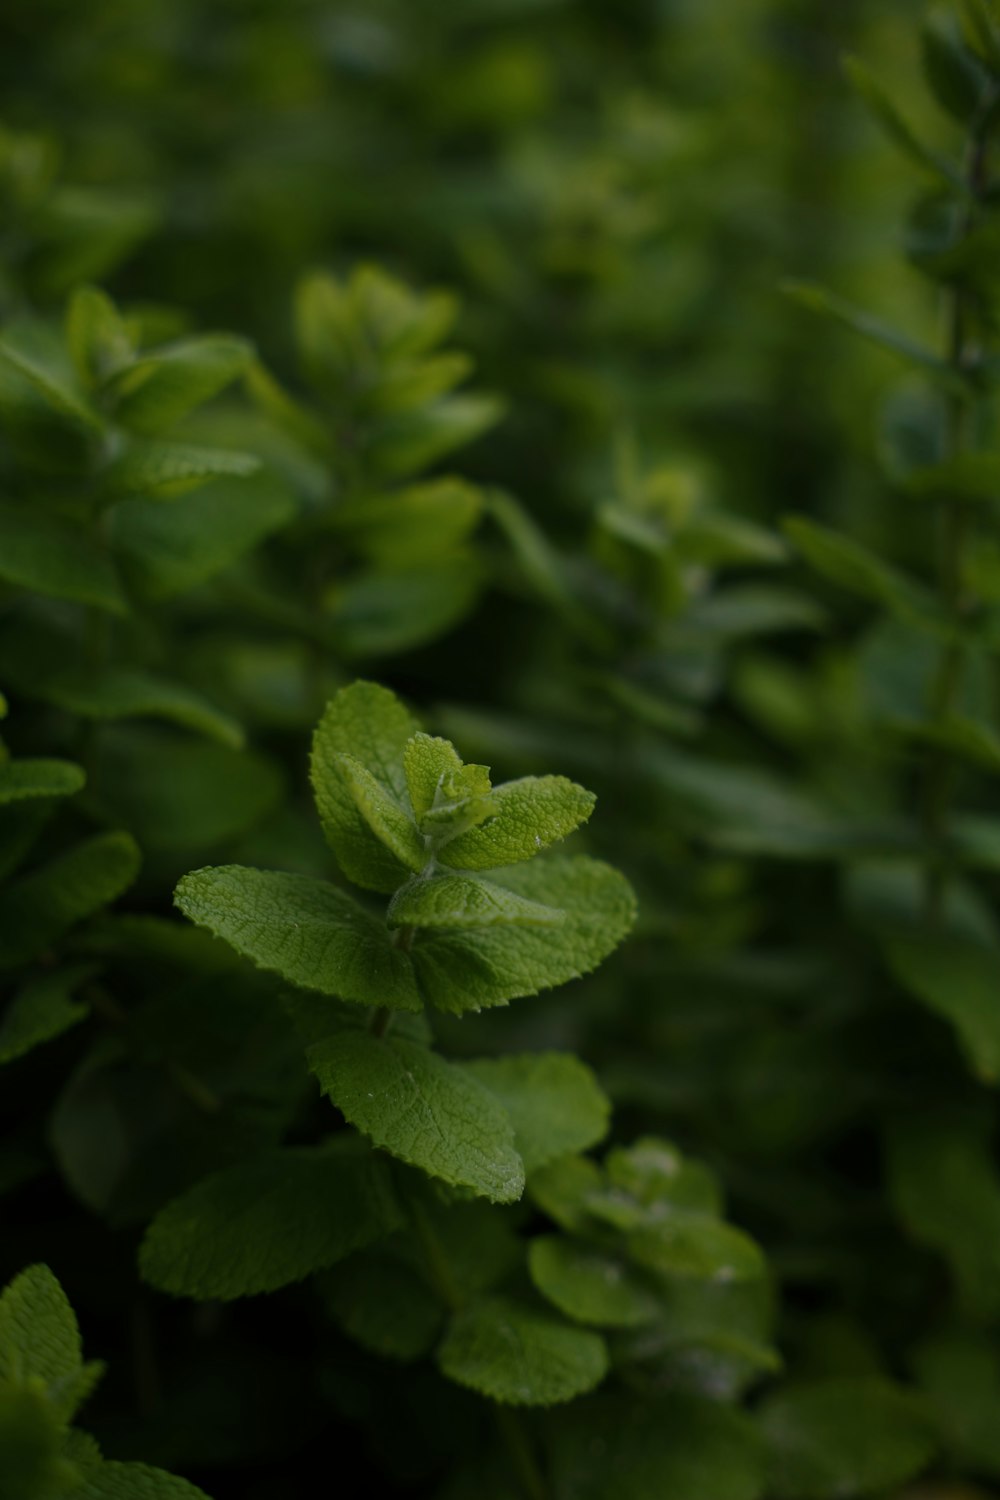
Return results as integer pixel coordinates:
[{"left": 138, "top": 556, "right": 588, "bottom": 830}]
[
  {"left": 336, "top": 754, "right": 426, "bottom": 871},
  {"left": 529, "top": 1235, "right": 661, "bottom": 1328},
  {"left": 884, "top": 931, "right": 1000, "bottom": 1083},
  {"left": 437, "top": 1294, "right": 607, "bottom": 1406},
  {"left": 0, "top": 1265, "right": 80, "bottom": 1393},
  {"left": 0, "top": 1387, "right": 75, "bottom": 1500},
  {"left": 77, "top": 1461, "right": 212, "bottom": 1499},
  {"left": 103, "top": 441, "right": 261, "bottom": 499},
  {"left": 107, "top": 334, "right": 252, "bottom": 434},
  {"left": 388, "top": 873, "right": 564, "bottom": 930},
  {"left": 403, "top": 732, "right": 463, "bottom": 821},
  {"left": 549, "top": 1393, "right": 765, "bottom": 1500},
  {"left": 0, "top": 760, "right": 84, "bottom": 805},
  {"left": 0, "top": 832, "right": 141, "bottom": 972},
  {"left": 436, "top": 776, "right": 595, "bottom": 869},
  {"left": 0, "top": 503, "right": 127, "bottom": 614},
  {"left": 310, "top": 681, "right": 419, "bottom": 892},
  {"left": 758, "top": 1377, "right": 936, "bottom": 1499},
  {"left": 462, "top": 1053, "right": 610, "bottom": 1171},
  {"left": 307, "top": 1031, "right": 524, "bottom": 1202},
  {"left": 174, "top": 866, "right": 420, "bottom": 1011},
  {"left": 0, "top": 963, "right": 95, "bottom": 1065},
  {"left": 139, "top": 1140, "right": 401, "bottom": 1300},
  {"left": 109, "top": 470, "right": 296, "bottom": 600},
  {"left": 411, "top": 855, "right": 636, "bottom": 1014},
  {"left": 29, "top": 669, "right": 243, "bottom": 749}
]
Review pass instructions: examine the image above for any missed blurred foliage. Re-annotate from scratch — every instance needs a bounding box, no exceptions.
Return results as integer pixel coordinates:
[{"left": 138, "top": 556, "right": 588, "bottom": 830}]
[{"left": 4, "top": 0, "right": 1000, "bottom": 1497}]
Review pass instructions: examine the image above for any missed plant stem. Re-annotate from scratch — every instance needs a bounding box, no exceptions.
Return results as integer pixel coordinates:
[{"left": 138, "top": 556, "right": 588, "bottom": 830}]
[{"left": 920, "top": 115, "right": 993, "bottom": 923}]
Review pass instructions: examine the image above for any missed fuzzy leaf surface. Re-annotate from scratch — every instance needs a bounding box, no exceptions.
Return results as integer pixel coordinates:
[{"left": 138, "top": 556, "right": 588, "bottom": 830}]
[
  {"left": 436, "top": 776, "right": 595, "bottom": 869},
  {"left": 437, "top": 1294, "right": 608, "bottom": 1406},
  {"left": 307, "top": 1031, "right": 524, "bottom": 1202},
  {"left": 174, "top": 866, "right": 420, "bottom": 1011},
  {"left": 388, "top": 873, "right": 564, "bottom": 931}
]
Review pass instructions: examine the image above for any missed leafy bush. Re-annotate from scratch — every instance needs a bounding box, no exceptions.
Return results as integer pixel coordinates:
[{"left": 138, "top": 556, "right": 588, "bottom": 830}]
[{"left": 4, "top": 1, "right": 1000, "bottom": 1497}]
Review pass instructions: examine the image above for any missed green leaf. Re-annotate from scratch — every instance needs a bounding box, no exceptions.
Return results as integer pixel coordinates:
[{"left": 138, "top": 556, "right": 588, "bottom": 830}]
[
  {"left": 369, "top": 392, "right": 504, "bottom": 478},
  {"left": 0, "top": 1387, "right": 76, "bottom": 1500},
  {"left": 0, "top": 964, "right": 95, "bottom": 1065},
  {"left": 325, "top": 556, "right": 483, "bottom": 658},
  {"left": 103, "top": 442, "right": 261, "bottom": 500},
  {"left": 462, "top": 1053, "right": 610, "bottom": 1172},
  {"left": 66, "top": 285, "right": 133, "bottom": 387},
  {"left": 336, "top": 753, "right": 426, "bottom": 872},
  {"left": 900, "top": 450, "right": 1000, "bottom": 503},
  {"left": 106, "top": 334, "right": 252, "bottom": 435},
  {"left": 0, "top": 832, "right": 141, "bottom": 972},
  {"left": 528, "top": 1155, "right": 606, "bottom": 1234},
  {"left": 888, "top": 713, "right": 1000, "bottom": 773},
  {"left": 320, "top": 1249, "right": 445, "bottom": 1362},
  {"left": 885, "top": 1109, "right": 1000, "bottom": 1320},
  {"left": 307, "top": 1031, "right": 524, "bottom": 1202},
  {"left": 529, "top": 1235, "right": 661, "bottom": 1328},
  {"left": 758, "top": 1377, "right": 936, "bottom": 1499},
  {"left": 782, "top": 283, "right": 951, "bottom": 377},
  {"left": 914, "top": 1332, "right": 1000, "bottom": 1476},
  {"left": 331, "top": 478, "right": 483, "bottom": 566},
  {"left": 411, "top": 855, "right": 636, "bottom": 1014},
  {"left": 436, "top": 777, "right": 595, "bottom": 869},
  {"left": 139, "top": 1140, "right": 402, "bottom": 1300},
  {"left": 77, "top": 1461, "right": 213, "bottom": 1499},
  {"left": 625, "top": 1213, "right": 765, "bottom": 1283},
  {"left": 26, "top": 669, "right": 244, "bottom": 749},
  {"left": 0, "top": 1264, "right": 80, "bottom": 1393},
  {"left": 109, "top": 469, "right": 297, "bottom": 601},
  {"left": 403, "top": 732, "right": 463, "bottom": 821},
  {"left": 310, "top": 681, "right": 420, "bottom": 892},
  {"left": 884, "top": 931, "right": 1000, "bottom": 1083},
  {"left": 549, "top": 1393, "right": 765, "bottom": 1500},
  {"left": 603, "top": 1137, "right": 723, "bottom": 1215},
  {"left": 388, "top": 872, "right": 565, "bottom": 930},
  {"left": 174, "top": 866, "right": 421, "bottom": 1012},
  {"left": 843, "top": 55, "right": 963, "bottom": 187},
  {"left": 0, "top": 504, "right": 127, "bottom": 614},
  {"left": 437, "top": 1294, "right": 608, "bottom": 1406},
  {"left": 0, "top": 760, "right": 84, "bottom": 805},
  {"left": 783, "top": 516, "right": 941, "bottom": 627},
  {"left": 0, "top": 325, "right": 102, "bottom": 471}
]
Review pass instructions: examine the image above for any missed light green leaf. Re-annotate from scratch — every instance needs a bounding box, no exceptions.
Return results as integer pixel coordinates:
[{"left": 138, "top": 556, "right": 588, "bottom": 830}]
[
  {"left": 0, "top": 1387, "right": 76, "bottom": 1500},
  {"left": 884, "top": 931, "right": 1000, "bottom": 1083},
  {"left": 103, "top": 442, "right": 261, "bottom": 500},
  {"left": 0, "top": 964, "right": 95, "bottom": 1065},
  {"left": 436, "top": 776, "right": 595, "bottom": 869},
  {"left": 462, "top": 1053, "right": 610, "bottom": 1171},
  {"left": 549, "top": 1393, "right": 765, "bottom": 1500},
  {"left": 0, "top": 832, "right": 141, "bottom": 972},
  {"left": 437, "top": 1294, "right": 607, "bottom": 1406},
  {"left": 66, "top": 285, "right": 133, "bottom": 387},
  {"left": 758, "top": 1377, "right": 936, "bottom": 1499},
  {"left": 885, "top": 1109, "right": 1000, "bottom": 1320},
  {"left": 174, "top": 866, "right": 420, "bottom": 1012},
  {"left": 106, "top": 334, "right": 252, "bottom": 435},
  {"left": 307, "top": 1031, "right": 524, "bottom": 1202},
  {"left": 27, "top": 669, "right": 244, "bottom": 749},
  {"left": 388, "top": 872, "right": 564, "bottom": 930},
  {"left": 77, "top": 1461, "right": 213, "bottom": 1499},
  {"left": 331, "top": 478, "right": 482, "bottom": 565},
  {"left": 336, "top": 754, "right": 425, "bottom": 872},
  {"left": 310, "top": 681, "right": 419, "bottom": 893},
  {"left": 139, "top": 1140, "right": 401, "bottom": 1300},
  {"left": 0, "top": 504, "right": 127, "bottom": 614},
  {"left": 109, "top": 469, "right": 297, "bottom": 601},
  {"left": 529, "top": 1235, "right": 661, "bottom": 1328},
  {"left": 0, "top": 760, "right": 84, "bottom": 805},
  {"left": 411, "top": 855, "right": 636, "bottom": 1014},
  {"left": 403, "top": 732, "right": 463, "bottom": 821}
]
